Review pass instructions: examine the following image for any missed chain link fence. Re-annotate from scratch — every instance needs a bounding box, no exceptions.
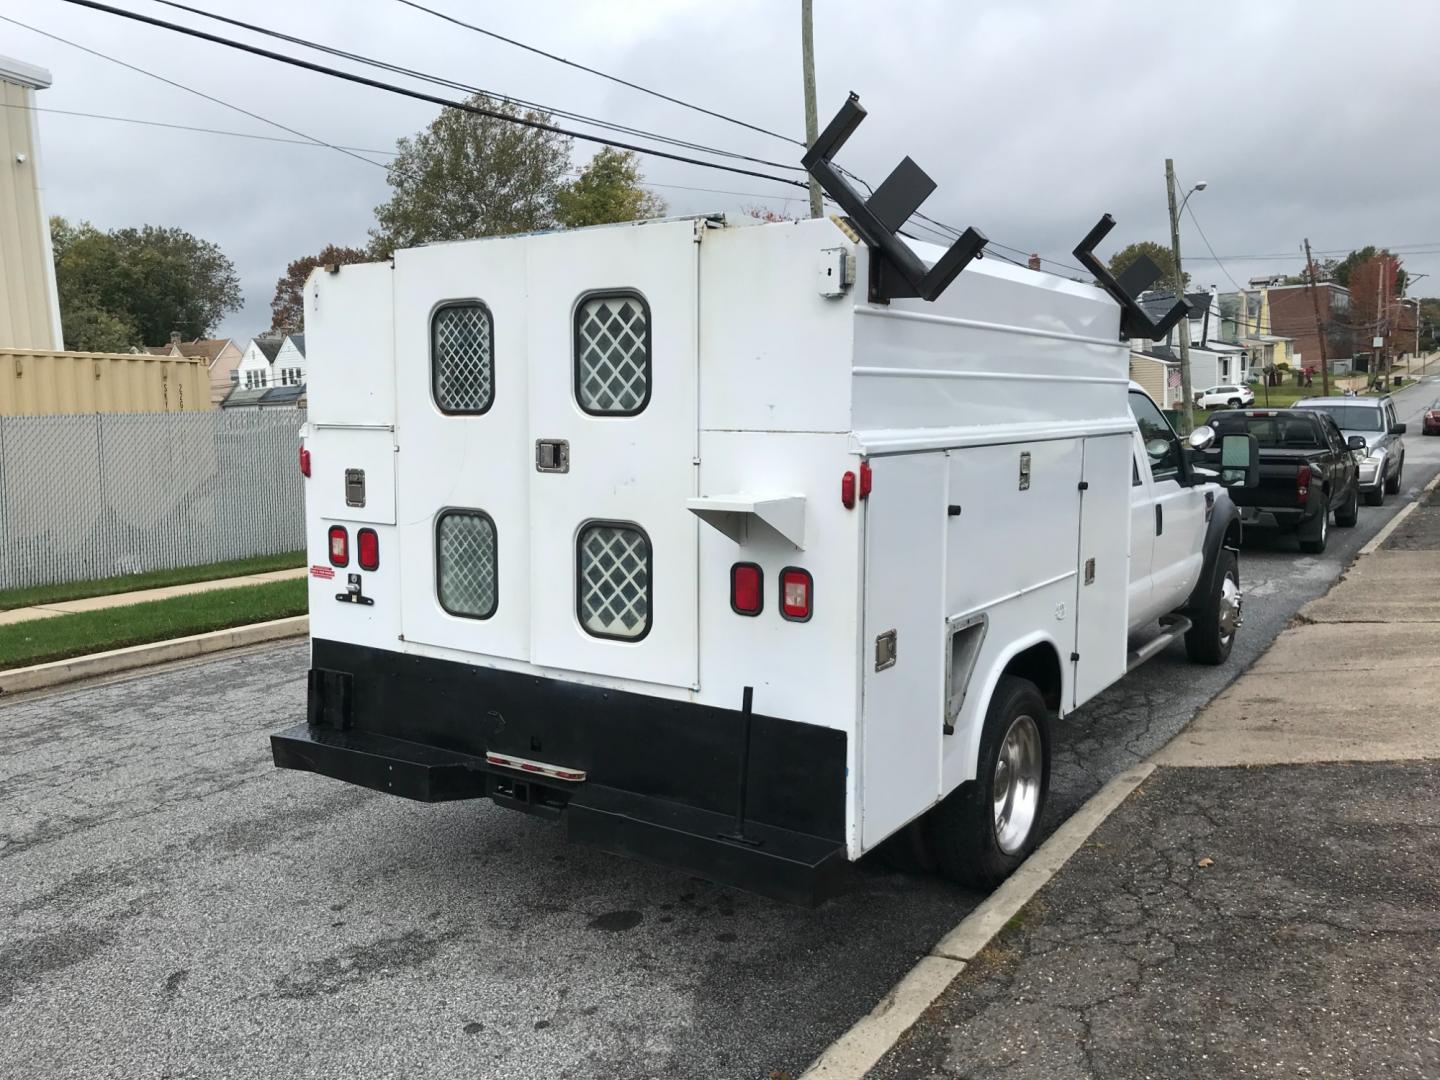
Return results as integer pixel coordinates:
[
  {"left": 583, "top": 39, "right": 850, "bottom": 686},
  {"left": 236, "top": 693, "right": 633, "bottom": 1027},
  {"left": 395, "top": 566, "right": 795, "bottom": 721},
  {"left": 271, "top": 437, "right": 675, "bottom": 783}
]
[{"left": 0, "top": 408, "right": 304, "bottom": 591}]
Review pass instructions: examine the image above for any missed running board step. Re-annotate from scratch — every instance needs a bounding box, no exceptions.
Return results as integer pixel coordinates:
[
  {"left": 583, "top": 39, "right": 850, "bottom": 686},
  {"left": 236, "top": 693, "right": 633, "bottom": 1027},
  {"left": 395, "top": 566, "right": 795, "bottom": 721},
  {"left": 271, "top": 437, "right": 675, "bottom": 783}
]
[
  {"left": 1126, "top": 615, "right": 1193, "bottom": 672},
  {"left": 568, "top": 784, "right": 848, "bottom": 907}
]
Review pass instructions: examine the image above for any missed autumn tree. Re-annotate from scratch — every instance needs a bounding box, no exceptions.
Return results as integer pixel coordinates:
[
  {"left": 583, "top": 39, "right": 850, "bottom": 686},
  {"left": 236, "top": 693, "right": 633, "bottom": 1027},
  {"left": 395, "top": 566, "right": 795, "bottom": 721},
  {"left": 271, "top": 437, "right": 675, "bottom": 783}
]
[
  {"left": 369, "top": 94, "right": 572, "bottom": 256},
  {"left": 51, "top": 216, "right": 241, "bottom": 349},
  {"left": 1108, "top": 240, "right": 1187, "bottom": 293},
  {"left": 270, "top": 244, "right": 370, "bottom": 332},
  {"left": 556, "top": 148, "right": 665, "bottom": 229}
]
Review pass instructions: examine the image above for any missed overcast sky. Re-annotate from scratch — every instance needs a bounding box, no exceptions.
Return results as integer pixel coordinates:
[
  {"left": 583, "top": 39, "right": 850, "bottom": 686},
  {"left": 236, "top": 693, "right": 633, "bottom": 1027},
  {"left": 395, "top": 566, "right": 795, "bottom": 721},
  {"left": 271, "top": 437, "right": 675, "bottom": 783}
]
[{"left": 7, "top": 0, "right": 1440, "bottom": 343}]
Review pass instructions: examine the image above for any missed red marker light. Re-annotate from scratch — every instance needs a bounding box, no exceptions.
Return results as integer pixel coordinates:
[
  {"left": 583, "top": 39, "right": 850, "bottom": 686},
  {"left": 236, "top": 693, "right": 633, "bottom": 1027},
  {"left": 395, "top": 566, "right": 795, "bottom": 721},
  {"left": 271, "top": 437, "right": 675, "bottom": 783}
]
[
  {"left": 859, "top": 461, "right": 873, "bottom": 499},
  {"left": 780, "top": 567, "right": 812, "bottom": 622},
  {"left": 299, "top": 446, "right": 311, "bottom": 478},
  {"left": 841, "top": 471, "right": 857, "bottom": 509}
]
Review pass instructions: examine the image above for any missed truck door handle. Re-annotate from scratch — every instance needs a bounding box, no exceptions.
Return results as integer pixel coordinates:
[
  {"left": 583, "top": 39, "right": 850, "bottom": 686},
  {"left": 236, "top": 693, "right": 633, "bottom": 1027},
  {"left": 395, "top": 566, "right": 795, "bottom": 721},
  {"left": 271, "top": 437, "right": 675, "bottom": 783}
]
[{"left": 1155, "top": 504, "right": 1163, "bottom": 536}]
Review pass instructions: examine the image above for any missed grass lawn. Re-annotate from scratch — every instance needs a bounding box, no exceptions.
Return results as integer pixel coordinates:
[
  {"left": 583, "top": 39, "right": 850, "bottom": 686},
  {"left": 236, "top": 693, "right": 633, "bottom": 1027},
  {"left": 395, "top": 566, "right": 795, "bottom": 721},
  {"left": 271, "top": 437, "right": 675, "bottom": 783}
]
[
  {"left": 0, "top": 551, "right": 305, "bottom": 612},
  {"left": 0, "top": 578, "right": 308, "bottom": 670}
]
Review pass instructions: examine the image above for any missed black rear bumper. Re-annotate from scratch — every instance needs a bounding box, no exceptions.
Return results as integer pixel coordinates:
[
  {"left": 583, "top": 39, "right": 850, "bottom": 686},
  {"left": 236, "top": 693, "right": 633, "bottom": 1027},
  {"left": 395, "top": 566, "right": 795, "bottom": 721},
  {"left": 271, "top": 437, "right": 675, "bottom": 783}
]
[{"left": 271, "top": 640, "right": 849, "bottom": 905}]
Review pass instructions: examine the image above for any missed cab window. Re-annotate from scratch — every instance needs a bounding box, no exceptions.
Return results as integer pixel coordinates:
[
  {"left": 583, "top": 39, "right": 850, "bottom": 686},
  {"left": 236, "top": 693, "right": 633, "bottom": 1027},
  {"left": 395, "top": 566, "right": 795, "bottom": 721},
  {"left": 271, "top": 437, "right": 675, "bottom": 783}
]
[{"left": 1128, "top": 390, "right": 1181, "bottom": 483}]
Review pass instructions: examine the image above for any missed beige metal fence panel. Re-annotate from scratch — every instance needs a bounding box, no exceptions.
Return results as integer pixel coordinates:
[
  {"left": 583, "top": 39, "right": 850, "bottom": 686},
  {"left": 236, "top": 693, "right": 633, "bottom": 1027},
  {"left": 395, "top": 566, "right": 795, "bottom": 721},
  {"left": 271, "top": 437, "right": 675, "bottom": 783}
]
[{"left": 0, "top": 407, "right": 303, "bottom": 590}]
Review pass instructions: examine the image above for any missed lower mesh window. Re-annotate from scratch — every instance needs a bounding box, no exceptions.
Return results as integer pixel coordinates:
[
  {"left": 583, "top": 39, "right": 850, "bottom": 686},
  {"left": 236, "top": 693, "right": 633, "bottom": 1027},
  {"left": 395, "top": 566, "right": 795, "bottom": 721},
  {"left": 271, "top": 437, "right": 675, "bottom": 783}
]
[
  {"left": 577, "top": 523, "right": 651, "bottom": 640},
  {"left": 436, "top": 510, "right": 497, "bottom": 619}
]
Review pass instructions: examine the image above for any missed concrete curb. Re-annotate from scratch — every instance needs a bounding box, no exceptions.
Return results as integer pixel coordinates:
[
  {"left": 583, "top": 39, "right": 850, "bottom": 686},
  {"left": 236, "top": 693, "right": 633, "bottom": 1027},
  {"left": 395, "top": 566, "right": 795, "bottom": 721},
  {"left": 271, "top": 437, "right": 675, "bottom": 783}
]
[
  {"left": 1358, "top": 469, "right": 1440, "bottom": 556},
  {"left": 0, "top": 616, "right": 309, "bottom": 695},
  {"left": 800, "top": 762, "right": 1157, "bottom": 1079}
]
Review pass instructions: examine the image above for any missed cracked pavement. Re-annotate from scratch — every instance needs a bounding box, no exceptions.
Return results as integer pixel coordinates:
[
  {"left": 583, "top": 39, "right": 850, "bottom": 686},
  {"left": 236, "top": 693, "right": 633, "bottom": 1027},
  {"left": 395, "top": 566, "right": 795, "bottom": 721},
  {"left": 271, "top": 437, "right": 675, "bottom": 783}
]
[
  {"left": 866, "top": 763, "right": 1440, "bottom": 1079},
  {"left": 3, "top": 383, "right": 1439, "bottom": 1080}
]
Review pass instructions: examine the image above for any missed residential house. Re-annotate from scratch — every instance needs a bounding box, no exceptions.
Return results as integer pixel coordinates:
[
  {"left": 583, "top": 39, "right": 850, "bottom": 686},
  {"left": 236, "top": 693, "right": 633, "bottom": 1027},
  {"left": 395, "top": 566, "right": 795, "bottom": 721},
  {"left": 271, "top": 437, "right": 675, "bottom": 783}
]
[
  {"left": 1264, "top": 283, "right": 1353, "bottom": 374},
  {"left": 221, "top": 333, "right": 306, "bottom": 409},
  {"left": 1131, "top": 288, "right": 1249, "bottom": 402},
  {"left": 0, "top": 55, "right": 63, "bottom": 351},
  {"left": 147, "top": 332, "right": 244, "bottom": 405}
]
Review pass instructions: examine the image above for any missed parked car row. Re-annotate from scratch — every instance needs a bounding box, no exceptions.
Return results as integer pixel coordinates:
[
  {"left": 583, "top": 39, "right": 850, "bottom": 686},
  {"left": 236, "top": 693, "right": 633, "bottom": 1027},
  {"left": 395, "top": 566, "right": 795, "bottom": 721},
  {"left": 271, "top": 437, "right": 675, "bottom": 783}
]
[{"left": 1198, "top": 394, "right": 1408, "bottom": 553}]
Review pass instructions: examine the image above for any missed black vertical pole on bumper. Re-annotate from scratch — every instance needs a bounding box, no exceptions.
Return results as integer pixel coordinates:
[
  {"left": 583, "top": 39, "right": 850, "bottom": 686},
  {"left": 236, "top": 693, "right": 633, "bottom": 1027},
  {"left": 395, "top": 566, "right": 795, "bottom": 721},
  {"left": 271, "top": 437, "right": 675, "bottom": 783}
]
[{"left": 720, "top": 686, "right": 761, "bottom": 847}]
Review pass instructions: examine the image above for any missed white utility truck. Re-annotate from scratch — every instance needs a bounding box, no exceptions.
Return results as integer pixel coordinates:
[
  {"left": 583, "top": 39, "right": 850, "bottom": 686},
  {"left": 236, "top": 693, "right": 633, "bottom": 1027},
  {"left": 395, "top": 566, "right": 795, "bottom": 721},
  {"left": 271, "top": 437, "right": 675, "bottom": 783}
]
[{"left": 273, "top": 98, "right": 1258, "bottom": 903}]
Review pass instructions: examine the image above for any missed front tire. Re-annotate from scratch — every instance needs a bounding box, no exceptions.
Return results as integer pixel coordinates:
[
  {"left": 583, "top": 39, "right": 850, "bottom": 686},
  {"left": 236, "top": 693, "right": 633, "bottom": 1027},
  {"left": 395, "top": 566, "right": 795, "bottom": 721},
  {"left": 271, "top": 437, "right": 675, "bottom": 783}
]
[
  {"left": 1334, "top": 483, "right": 1359, "bottom": 527},
  {"left": 1185, "top": 548, "right": 1240, "bottom": 664},
  {"left": 929, "top": 676, "right": 1051, "bottom": 891},
  {"left": 1299, "top": 505, "right": 1329, "bottom": 553},
  {"left": 1364, "top": 484, "right": 1385, "bottom": 507}
]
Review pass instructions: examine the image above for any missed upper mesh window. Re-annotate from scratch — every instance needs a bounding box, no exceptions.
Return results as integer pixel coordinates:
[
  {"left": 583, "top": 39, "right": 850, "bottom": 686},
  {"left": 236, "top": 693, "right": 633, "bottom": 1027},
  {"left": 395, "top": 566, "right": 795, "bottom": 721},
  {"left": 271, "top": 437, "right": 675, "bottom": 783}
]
[
  {"left": 432, "top": 302, "right": 494, "bottom": 414},
  {"left": 575, "top": 293, "right": 651, "bottom": 415}
]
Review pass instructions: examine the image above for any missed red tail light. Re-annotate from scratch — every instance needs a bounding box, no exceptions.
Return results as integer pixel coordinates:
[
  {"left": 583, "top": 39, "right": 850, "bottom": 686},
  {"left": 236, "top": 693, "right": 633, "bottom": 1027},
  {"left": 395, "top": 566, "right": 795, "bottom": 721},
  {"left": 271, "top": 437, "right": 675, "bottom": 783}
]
[
  {"left": 328, "top": 525, "right": 349, "bottom": 567},
  {"left": 730, "top": 562, "right": 762, "bottom": 616},
  {"left": 780, "top": 567, "right": 812, "bottom": 622},
  {"left": 299, "top": 446, "right": 311, "bottom": 478},
  {"left": 357, "top": 528, "right": 379, "bottom": 571},
  {"left": 1296, "top": 463, "right": 1311, "bottom": 505},
  {"left": 841, "top": 470, "right": 857, "bottom": 509}
]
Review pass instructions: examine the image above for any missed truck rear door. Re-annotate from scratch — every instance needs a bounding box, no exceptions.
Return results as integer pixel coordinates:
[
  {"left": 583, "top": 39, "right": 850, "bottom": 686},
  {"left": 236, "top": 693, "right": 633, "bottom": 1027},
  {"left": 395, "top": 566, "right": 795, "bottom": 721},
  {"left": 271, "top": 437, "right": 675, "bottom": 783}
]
[{"left": 524, "top": 223, "right": 700, "bottom": 689}]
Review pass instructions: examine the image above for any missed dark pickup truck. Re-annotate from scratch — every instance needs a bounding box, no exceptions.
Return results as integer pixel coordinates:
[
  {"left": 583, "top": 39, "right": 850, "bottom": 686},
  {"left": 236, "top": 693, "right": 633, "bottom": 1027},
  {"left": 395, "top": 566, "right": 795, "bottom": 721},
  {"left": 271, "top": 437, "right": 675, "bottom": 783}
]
[{"left": 1202, "top": 409, "right": 1363, "bottom": 554}]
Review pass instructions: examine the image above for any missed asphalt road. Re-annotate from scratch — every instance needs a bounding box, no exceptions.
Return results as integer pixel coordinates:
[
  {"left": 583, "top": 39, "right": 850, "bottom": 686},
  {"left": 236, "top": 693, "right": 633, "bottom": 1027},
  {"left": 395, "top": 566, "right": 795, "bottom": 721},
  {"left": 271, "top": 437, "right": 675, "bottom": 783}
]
[{"left": 4, "top": 379, "right": 1438, "bottom": 1080}]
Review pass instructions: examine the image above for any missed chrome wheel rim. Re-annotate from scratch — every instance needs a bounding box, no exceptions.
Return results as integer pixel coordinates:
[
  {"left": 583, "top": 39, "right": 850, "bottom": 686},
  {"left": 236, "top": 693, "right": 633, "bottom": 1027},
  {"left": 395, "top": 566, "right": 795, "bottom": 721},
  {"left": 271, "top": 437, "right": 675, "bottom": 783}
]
[
  {"left": 992, "top": 714, "right": 1043, "bottom": 855},
  {"left": 1218, "top": 572, "right": 1242, "bottom": 644}
]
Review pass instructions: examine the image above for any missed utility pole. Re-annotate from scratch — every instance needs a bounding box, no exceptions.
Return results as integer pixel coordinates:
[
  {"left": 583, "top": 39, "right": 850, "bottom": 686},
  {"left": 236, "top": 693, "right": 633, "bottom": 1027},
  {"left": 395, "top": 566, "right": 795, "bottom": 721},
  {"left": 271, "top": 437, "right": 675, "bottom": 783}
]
[
  {"left": 1165, "top": 160, "right": 1194, "bottom": 432},
  {"left": 1303, "top": 238, "right": 1331, "bottom": 398},
  {"left": 800, "top": 0, "right": 822, "bottom": 219}
]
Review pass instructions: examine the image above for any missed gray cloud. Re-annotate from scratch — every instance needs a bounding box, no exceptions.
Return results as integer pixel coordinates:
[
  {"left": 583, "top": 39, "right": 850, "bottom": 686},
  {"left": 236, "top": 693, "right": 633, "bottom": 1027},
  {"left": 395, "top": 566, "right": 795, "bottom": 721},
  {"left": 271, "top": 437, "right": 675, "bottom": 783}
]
[{"left": 11, "top": 0, "right": 1440, "bottom": 343}]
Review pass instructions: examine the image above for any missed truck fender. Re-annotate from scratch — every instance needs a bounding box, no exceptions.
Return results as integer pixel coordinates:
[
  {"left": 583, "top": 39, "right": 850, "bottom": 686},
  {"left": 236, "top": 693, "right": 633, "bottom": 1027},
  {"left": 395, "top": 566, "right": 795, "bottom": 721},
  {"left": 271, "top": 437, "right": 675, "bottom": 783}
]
[
  {"left": 951, "top": 630, "right": 1066, "bottom": 789},
  {"left": 1183, "top": 489, "right": 1242, "bottom": 615}
]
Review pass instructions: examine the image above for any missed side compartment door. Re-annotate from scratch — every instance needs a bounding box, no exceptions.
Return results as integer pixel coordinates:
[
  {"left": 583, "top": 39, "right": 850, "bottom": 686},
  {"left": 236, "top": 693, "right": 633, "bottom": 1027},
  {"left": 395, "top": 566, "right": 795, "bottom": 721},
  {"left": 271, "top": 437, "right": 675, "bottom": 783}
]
[
  {"left": 524, "top": 221, "right": 700, "bottom": 689},
  {"left": 1072, "top": 433, "right": 1132, "bottom": 706},
  {"left": 860, "top": 453, "right": 947, "bottom": 850}
]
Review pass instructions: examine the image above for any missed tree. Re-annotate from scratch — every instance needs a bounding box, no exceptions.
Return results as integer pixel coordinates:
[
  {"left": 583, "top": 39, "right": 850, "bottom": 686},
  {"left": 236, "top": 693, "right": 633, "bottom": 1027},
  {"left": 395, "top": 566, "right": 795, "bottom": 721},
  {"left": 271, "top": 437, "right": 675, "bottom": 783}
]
[
  {"left": 369, "top": 94, "right": 572, "bottom": 256},
  {"left": 1108, "top": 240, "right": 1187, "bottom": 293},
  {"left": 270, "top": 244, "right": 369, "bottom": 332},
  {"left": 555, "top": 148, "right": 665, "bottom": 229},
  {"left": 51, "top": 216, "right": 241, "bottom": 349}
]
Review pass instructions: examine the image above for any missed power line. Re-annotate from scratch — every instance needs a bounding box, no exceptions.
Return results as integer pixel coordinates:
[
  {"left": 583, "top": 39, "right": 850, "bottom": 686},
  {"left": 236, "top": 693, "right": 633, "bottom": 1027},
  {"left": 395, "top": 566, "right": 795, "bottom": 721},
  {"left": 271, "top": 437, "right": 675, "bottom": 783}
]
[
  {"left": 390, "top": 0, "right": 805, "bottom": 148},
  {"left": 53, "top": 0, "right": 811, "bottom": 191},
  {"left": 0, "top": 100, "right": 401, "bottom": 155},
  {"left": 0, "top": 11, "right": 386, "bottom": 169},
  {"left": 145, "top": 0, "right": 805, "bottom": 175}
]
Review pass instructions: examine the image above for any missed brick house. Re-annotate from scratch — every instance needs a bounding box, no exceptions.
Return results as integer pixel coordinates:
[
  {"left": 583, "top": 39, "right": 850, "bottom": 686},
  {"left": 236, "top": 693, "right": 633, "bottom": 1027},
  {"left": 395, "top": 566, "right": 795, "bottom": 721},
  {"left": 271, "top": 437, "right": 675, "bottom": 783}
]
[{"left": 1265, "top": 283, "right": 1353, "bottom": 373}]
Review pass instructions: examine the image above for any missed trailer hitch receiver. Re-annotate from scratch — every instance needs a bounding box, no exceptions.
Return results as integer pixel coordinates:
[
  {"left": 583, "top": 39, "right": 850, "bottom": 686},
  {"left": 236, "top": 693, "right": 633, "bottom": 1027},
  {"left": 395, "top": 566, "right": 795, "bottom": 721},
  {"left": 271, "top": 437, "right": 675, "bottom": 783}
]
[{"left": 802, "top": 93, "right": 987, "bottom": 304}]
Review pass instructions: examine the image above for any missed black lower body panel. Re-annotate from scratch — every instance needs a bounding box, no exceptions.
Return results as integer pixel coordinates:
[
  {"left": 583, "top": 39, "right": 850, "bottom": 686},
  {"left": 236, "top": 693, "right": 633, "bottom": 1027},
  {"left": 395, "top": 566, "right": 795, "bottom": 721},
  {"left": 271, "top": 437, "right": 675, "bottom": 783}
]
[{"left": 271, "top": 640, "right": 849, "bottom": 905}]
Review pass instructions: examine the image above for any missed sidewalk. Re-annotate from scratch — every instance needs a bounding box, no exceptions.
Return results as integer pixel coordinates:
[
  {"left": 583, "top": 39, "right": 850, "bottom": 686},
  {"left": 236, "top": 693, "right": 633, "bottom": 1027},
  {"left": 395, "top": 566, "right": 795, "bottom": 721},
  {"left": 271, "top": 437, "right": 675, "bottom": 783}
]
[
  {"left": 866, "top": 486, "right": 1440, "bottom": 1078},
  {"left": 0, "top": 567, "right": 307, "bottom": 628}
]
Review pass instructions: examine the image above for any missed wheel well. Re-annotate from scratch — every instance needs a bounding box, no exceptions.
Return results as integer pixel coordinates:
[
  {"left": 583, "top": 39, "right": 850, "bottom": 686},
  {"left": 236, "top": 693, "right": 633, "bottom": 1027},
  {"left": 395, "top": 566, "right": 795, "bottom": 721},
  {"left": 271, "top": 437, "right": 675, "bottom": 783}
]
[{"left": 1002, "top": 642, "right": 1063, "bottom": 714}]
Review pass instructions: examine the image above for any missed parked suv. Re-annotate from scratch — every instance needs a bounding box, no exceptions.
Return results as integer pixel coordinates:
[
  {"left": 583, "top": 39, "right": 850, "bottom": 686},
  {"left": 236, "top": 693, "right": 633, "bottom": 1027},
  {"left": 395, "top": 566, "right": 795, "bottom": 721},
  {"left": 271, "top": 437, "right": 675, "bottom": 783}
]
[
  {"left": 1293, "top": 396, "right": 1406, "bottom": 505},
  {"left": 1196, "top": 384, "right": 1255, "bottom": 409}
]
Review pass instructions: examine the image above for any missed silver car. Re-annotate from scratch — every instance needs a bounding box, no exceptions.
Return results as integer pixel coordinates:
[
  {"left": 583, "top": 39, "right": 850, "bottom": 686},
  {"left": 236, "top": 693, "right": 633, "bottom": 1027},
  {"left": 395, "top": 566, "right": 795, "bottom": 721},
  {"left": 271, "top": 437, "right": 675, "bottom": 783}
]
[{"left": 1293, "top": 396, "right": 1407, "bottom": 505}]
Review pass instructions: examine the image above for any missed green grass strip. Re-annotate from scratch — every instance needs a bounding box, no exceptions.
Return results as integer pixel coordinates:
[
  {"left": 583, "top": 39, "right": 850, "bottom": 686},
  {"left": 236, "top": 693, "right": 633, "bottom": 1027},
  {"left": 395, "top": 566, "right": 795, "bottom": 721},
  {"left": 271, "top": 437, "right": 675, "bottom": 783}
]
[
  {"left": 0, "top": 578, "right": 308, "bottom": 670},
  {"left": 0, "top": 551, "right": 306, "bottom": 612}
]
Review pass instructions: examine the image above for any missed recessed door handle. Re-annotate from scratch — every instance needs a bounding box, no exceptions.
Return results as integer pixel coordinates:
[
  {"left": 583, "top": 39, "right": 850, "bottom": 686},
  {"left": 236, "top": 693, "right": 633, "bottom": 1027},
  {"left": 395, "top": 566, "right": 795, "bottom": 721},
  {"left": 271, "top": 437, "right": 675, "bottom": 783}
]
[{"left": 1155, "top": 504, "right": 1163, "bottom": 536}]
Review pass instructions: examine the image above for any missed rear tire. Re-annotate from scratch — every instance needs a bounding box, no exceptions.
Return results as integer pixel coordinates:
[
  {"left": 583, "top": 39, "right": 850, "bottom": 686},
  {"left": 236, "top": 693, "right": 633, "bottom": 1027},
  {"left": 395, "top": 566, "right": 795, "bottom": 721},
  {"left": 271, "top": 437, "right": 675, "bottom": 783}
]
[
  {"left": 1299, "top": 505, "right": 1329, "bottom": 553},
  {"left": 929, "top": 676, "right": 1051, "bottom": 891},
  {"left": 1386, "top": 459, "right": 1403, "bottom": 495},
  {"left": 1228, "top": 398, "right": 1242, "bottom": 408},
  {"left": 1185, "top": 548, "right": 1240, "bottom": 665},
  {"left": 1334, "top": 483, "right": 1359, "bottom": 527}
]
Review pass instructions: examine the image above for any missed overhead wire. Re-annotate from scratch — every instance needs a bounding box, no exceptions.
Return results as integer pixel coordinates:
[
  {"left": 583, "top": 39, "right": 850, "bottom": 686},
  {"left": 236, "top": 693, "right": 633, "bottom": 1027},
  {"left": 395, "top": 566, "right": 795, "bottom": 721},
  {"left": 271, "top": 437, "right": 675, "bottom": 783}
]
[
  {"left": 51, "top": 0, "right": 813, "bottom": 192},
  {"left": 0, "top": 11, "right": 386, "bottom": 169}
]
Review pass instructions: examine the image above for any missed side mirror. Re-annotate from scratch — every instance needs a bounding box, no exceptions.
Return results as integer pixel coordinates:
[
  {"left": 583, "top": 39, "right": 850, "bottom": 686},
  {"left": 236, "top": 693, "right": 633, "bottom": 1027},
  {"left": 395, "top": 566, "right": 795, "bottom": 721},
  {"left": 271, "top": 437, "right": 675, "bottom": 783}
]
[
  {"left": 1219, "top": 433, "right": 1259, "bottom": 489},
  {"left": 1394, "top": 422, "right": 1407, "bottom": 435},
  {"left": 1347, "top": 435, "right": 1368, "bottom": 452},
  {"left": 1187, "top": 425, "right": 1216, "bottom": 451}
]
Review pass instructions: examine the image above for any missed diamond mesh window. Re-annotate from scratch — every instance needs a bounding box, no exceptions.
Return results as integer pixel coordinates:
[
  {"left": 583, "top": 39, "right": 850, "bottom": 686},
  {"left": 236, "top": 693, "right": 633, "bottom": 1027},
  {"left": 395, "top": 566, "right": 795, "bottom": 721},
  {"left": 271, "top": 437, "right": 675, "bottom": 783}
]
[
  {"left": 575, "top": 293, "right": 651, "bottom": 415},
  {"left": 436, "top": 510, "right": 497, "bottom": 619},
  {"left": 577, "top": 523, "right": 651, "bottom": 640},
  {"left": 432, "top": 302, "right": 494, "bottom": 414}
]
